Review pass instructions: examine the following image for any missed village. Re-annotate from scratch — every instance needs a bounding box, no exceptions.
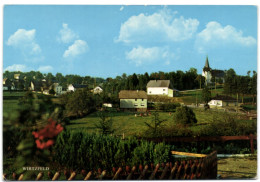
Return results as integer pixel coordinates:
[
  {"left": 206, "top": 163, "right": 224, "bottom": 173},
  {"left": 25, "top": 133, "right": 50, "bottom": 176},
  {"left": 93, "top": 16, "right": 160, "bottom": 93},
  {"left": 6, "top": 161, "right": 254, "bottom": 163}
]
[
  {"left": 2, "top": 57, "right": 257, "bottom": 180},
  {"left": 2, "top": 4, "right": 257, "bottom": 180}
]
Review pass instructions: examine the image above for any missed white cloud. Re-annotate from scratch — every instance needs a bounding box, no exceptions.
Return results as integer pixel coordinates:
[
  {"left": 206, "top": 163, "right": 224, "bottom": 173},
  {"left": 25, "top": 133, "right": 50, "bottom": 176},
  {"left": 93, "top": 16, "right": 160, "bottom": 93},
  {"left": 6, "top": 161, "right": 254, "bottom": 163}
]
[
  {"left": 120, "top": 6, "right": 124, "bottom": 11},
  {"left": 63, "top": 40, "right": 88, "bottom": 58},
  {"left": 196, "top": 21, "right": 256, "bottom": 52},
  {"left": 6, "top": 29, "right": 41, "bottom": 55},
  {"left": 116, "top": 9, "right": 199, "bottom": 43},
  {"left": 58, "top": 23, "right": 79, "bottom": 44},
  {"left": 4, "top": 64, "right": 28, "bottom": 72},
  {"left": 38, "top": 65, "right": 53, "bottom": 72},
  {"left": 126, "top": 46, "right": 176, "bottom": 66}
]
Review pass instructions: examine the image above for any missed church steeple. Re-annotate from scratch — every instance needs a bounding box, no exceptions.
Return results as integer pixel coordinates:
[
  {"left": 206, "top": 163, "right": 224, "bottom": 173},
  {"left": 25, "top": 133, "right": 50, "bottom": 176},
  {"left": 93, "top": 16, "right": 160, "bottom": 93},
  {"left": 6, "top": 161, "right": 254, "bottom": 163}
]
[
  {"left": 203, "top": 56, "right": 211, "bottom": 72},
  {"left": 205, "top": 56, "right": 209, "bottom": 68}
]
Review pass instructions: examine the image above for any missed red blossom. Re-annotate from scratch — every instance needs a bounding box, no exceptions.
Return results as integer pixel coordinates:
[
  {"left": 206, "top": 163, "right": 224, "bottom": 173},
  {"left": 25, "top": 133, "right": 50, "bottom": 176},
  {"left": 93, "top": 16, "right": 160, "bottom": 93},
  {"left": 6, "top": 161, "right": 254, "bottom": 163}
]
[{"left": 32, "top": 118, "right": 63, "bottom": 149}]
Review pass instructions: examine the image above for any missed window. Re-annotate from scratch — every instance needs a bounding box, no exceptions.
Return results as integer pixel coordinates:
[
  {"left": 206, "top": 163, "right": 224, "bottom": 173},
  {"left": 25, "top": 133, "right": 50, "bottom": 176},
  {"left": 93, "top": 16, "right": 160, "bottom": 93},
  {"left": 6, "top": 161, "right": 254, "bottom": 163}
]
[
  {"left": 163, "top": 89, "right": 165, "bottom": 91},
  {"left": 141, "top": 103, "right": 145, "bottom": 106},
  {"left": 135, "top": 99, "right": 137, "bottom": 101},
  {"left": 134, "top": 103, "right": 138, "bottom": 106},
  {"left": 142, "top": 99, "right": 144, "bottom": 101},
  {"left": 149, "top": 91, "right": 152, "bottom": 94}
]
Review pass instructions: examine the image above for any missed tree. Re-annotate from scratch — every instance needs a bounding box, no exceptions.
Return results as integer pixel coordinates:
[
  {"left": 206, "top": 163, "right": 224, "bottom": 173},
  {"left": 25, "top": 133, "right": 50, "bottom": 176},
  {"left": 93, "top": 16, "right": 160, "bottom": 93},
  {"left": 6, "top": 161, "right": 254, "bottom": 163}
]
[
  {"left": 173, "top": 106, "right": 197, "bottom": 125},
  {"left": 66, "top": 89, "right": 95, "bottom": 117},
  {"left": 201, "top": 86, "right": 211, "bottom": 104},
  {"left": 95, "top": 111, "right": 114, "bottom": 135},
  {"left": 144, "top": 110, "right": 166, "bottom": 137},
  {"left": 49, "top": 88, "right": 56, "bottom": 96}
]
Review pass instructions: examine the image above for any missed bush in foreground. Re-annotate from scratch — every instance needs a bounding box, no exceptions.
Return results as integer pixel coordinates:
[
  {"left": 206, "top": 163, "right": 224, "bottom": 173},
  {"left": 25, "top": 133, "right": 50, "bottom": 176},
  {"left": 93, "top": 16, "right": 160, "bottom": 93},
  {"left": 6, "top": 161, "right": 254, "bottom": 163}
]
[{"left": 53, "top": 131, "right": 171, "bottom": 171}]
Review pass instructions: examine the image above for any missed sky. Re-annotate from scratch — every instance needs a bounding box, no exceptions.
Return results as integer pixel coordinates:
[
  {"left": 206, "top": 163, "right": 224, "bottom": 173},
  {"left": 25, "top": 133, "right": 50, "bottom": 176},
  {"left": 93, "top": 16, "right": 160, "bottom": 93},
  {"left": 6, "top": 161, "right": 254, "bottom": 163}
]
[{"left": 3, "top": 5, "right": 257, "bottom": 78}]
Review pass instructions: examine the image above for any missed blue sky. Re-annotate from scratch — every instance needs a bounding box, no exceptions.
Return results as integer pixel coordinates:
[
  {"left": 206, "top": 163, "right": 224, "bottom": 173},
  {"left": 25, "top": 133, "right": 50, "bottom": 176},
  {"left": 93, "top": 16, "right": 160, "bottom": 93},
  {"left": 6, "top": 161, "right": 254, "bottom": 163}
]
[{"left": 3, "top": 5, "right": 257, "bottom": 78}]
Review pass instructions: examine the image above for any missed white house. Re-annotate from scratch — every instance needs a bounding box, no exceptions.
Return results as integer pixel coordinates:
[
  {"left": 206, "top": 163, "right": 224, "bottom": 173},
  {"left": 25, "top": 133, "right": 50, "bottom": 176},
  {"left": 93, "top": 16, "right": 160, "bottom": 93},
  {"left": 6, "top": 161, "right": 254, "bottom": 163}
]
[
  {"left": 67, "top": 84, "right": 87, "bottom": 92},
  {"left": 208, "top": 95, "right": 237, "bottom": 108},
  {"left": 93, "top": 86, "right": 103, "bottom": 94},
  {"left": 147, "top": 80, "right": 175, "bottom": 97}
]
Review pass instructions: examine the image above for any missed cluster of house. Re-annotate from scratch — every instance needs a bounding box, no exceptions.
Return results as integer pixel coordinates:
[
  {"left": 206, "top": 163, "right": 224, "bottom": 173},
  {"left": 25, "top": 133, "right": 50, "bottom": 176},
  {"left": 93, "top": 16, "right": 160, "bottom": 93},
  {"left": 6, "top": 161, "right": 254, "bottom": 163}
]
[
  {"left": 3, "top": 57, "right": 235, "bottom": 110},
  {"left": 3, "top": 74, "right": 23, "bottom": 91},
  {"left": 3, "top": 74, "right": 103, "bottom": 96}
]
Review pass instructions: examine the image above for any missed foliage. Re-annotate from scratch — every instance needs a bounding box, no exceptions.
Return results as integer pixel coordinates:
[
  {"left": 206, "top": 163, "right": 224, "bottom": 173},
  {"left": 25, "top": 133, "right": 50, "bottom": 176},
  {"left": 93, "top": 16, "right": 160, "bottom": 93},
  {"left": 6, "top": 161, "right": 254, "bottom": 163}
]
[
  {"left": 53, "top": 131, "right": 171, "bottom": 171},
  {"left": 49, "top": 88, "right": 55, "bottom": 95},
  {"left": 144, "top": 110, "right": 166, "bottom": 137},
  {"left": 95, "top": 111, "right": 114, "bottom": 135},
  {"left": 198, "top": 113, "right": 257, "bottom": 136},
  {"left": 173, "top": 106, "right": 197, "bottom": 125},
  {"left": 201, "top": 86, "right": 211, "bottom": 104},
  {"left": 3, "top": 91, "right": 64, "bottom": 174}
]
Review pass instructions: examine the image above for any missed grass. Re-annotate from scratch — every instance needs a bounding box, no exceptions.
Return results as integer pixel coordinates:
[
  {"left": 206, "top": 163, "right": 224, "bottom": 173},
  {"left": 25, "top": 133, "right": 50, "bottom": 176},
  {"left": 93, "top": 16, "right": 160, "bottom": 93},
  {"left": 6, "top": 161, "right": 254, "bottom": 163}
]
[
  {"left": 66, "top": 108, "right": 256, "bottom": 137},
  {"left": 218, "top": 157, "right": 257, "bottom": 179}
]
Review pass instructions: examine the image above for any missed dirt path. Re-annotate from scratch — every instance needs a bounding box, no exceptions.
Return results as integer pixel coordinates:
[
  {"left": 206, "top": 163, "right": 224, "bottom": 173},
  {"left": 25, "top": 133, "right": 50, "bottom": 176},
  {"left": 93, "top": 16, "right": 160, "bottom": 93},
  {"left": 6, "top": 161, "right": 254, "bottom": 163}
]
[{"left": 218, "top": 157, "right": 257, "bottom": 179}]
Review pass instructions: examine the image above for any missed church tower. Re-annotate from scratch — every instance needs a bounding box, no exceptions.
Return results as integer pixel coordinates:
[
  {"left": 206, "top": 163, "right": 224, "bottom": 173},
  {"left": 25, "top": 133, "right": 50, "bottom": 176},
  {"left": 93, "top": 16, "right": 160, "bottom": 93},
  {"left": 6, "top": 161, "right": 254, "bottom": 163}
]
[{"left": 202, "top": 56, "right": 212, "bottom": 85}]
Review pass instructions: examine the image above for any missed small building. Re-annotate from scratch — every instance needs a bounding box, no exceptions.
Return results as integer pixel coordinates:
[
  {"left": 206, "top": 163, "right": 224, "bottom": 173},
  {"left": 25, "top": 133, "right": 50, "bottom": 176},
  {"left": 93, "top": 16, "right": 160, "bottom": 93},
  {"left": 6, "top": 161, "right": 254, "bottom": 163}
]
[
  {"left": 208, "top": 95, "right": 237, "bottom": 108},
  {"left": 119, "top": 90, "right": 147, "bottom": 111},
  {"left": 14, "top": 74, "right": 20, "bottom": 80},
  {"left": 67, "top": 84, "right": 87, "bottom": 92},
  {"left": 147, "top": 80, "right": 176, "bottom": 97},
  {"left": 50, "top": 83, "right": 63, "bottom": 95},
  {"left": 93, "top": 86, "right": 103, "bottom": 94}
]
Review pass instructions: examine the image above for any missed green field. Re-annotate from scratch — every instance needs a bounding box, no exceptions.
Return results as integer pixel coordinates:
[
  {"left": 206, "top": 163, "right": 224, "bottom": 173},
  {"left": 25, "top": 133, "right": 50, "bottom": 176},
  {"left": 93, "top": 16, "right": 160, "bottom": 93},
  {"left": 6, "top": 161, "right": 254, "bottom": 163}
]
[{"left": 3, "top": 91, "right": 256, "bottom": 137}]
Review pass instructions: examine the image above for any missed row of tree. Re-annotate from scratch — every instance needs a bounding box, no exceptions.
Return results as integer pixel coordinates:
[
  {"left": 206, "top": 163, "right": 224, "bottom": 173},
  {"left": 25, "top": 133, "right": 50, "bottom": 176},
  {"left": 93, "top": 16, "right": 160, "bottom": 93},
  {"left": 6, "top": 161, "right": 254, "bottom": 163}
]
[{"left": 223, "top": 69, "right": 257, "bottom": 103}]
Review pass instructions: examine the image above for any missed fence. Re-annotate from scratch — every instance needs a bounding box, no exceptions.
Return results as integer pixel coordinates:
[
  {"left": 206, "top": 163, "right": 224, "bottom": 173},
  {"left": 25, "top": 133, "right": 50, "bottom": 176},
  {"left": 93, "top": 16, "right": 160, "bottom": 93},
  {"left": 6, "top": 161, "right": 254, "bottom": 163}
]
[
  {"left": 141, "top": 134, "right": 257, "bottom": 154},
  {"left": 4, "top": 151, "right": 217, "bottom": 180}
]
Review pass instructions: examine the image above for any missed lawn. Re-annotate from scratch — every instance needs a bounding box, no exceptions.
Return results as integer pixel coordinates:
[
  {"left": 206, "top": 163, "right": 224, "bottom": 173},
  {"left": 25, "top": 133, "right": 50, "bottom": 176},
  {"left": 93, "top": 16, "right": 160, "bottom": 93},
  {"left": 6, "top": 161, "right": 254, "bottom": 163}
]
[
  {"left": 66, "top": 108, "right": 255, "bottom": 137},
  {"left": 218, "top": 156, "right": 257, "bottom": 179}
]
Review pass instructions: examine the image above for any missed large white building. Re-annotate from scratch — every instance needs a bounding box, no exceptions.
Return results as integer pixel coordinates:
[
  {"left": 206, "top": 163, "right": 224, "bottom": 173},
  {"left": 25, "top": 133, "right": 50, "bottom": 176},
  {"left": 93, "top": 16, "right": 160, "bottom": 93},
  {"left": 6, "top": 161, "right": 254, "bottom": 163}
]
[{"left": 146, "top": 80, "right": 175, "bottom": 97}]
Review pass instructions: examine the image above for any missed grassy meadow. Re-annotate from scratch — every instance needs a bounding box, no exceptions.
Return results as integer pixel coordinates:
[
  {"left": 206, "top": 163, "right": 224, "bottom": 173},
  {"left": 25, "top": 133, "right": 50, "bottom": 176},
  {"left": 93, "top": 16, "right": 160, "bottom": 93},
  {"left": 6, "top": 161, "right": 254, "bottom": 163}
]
[{"left": 3, "top": 91, "right": 256, "bottom": 137}]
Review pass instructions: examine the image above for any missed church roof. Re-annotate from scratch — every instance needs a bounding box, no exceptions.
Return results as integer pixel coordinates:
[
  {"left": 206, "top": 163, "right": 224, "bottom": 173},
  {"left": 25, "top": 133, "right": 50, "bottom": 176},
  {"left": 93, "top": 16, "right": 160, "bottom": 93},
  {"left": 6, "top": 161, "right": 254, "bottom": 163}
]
[{"left": 211, "top": 69, "right": 225, "bottom": 78}]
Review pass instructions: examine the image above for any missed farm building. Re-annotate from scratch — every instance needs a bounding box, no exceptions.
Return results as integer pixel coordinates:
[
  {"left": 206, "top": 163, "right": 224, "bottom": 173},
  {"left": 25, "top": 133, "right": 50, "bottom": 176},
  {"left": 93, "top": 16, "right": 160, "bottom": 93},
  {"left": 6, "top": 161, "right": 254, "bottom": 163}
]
[
  {"left": 147, "top": 80, "right": 178, "bottom": 97},
  {"left": 119, "top": 90, "right": 147, "bottom": 111},
  {"left": 208, "top": 95, "right": 237, "bottom": 108}
]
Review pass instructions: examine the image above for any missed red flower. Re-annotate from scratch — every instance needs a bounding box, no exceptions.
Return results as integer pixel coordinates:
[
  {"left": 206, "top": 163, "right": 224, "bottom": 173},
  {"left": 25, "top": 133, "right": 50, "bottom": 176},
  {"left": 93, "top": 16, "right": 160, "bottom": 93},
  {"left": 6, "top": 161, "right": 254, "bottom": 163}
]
[{"left": 32, "top": 118, "right": 63, "bottom": 149}]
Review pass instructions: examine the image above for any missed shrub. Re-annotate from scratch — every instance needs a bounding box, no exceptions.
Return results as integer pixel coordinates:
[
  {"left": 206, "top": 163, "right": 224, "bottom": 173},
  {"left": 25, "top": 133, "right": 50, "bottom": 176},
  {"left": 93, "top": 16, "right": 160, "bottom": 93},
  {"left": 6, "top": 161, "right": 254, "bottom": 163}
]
[
  {"left": 53, "top": 131, "right": 172, "bottom": 171},
  {"left": 173, "top": 106, "right": 197, "bottom": 125}
]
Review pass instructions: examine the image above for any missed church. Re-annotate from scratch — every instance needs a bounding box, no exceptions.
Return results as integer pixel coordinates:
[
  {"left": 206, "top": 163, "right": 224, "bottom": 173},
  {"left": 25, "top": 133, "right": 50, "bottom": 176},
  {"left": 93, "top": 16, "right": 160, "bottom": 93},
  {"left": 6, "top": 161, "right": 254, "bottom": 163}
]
[{"left": 202, "top": 56, "right": 225, "bottom": 85}]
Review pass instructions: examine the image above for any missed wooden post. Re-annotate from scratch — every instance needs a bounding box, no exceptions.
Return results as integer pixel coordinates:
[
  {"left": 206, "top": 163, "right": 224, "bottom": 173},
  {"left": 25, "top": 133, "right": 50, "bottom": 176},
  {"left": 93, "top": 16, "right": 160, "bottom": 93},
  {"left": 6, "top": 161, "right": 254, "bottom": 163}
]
[
  {"left": 149, "top": 163, "right": 160, "bottom": 180},
  {"left": 98, "top": 170, "right": 106, "bottom": 180},
  {"left": 112, "top": 167, "right": 122, "bottom": 180},
  {"left": 52, "top": 172, "right": 60, "bottom": 181},
  {"left": 138, "top": 165, "right": 148, "bottom": 180},
  {"left": 126, "top": 166, "right": 136, "bottom": 180},
  {"left": 36, "top": 172, "right": 43, "bottom": 180},
  {"left": 18, "top": 174, "right": 24, "bottom": 181},
  {"left": 84, "top": 171, "right": 92, "bottom": 180},
  {"left": 68, "top": 172, "right": 77, "bottom": 181},
  {"left": 249, "top": 134, "right": 254, "bottom": 154},
  {"left": 159, "top": 163, "right": 169, "bottom": 179}
]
